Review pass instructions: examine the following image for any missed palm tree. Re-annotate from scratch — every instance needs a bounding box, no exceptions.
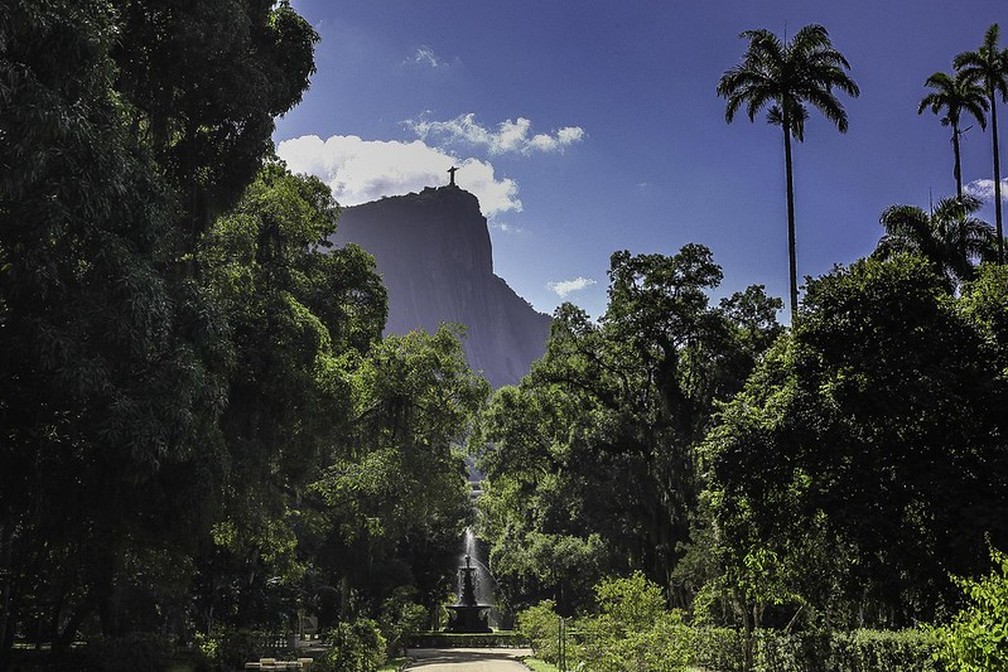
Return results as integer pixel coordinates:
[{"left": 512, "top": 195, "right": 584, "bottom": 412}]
[
  {"left": 874, "top": 195, "right": 994, "bottom": 292},
  {"left": 918, "top": 70, "right": 988, "bottom": 199},
  {"left": 717, "top": 24, "right": 860, "bottom": 319},
  {"left": 955, "top": 23, "right": 1008, "bottom": 264}
]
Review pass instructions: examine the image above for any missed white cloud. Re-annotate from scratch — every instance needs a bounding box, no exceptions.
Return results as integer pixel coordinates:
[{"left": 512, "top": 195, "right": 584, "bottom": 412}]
[
  {"left": 548, "top": 277, "right": 597, "bottom": 297},
  {"left": 276, "top": 134, "right": 522, "bottom": 217},
  {"left": 411, "top": 45, "right": 445, "bottom": 68},
  {"left": 489, "top": 221, "right": 524, "bottom": 234},
  {"left": 556, "top": 126, "right": 585, "bottom": 144},
  {"left": 965, "top": 178, "right": 1008, "bottom": 202},
  {"left": 405, "top": 113, "right": 585, "bottom": 156},
  {"left": 530, "top": 134, "right": 558, "bottom": 152}
]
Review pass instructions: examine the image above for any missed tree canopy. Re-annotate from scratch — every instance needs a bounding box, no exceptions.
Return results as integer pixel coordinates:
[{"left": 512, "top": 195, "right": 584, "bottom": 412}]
[
  {"left": 954, "top": 23, "right": 1008, "bottom": 264},
  {"left": 0, "top": 4, "right": 488, "bottom": 666},
  {"left": 476, "top": 245, "right": 782, "bottom": 615},
  {"left": 874, "top": 195, "right": 994, "bottom": 291},
  {"left": 718, "top": 23, "right": 860, "bottom": 319},
  {"left": 918, "top": 69, "right": 988, "bottom": 199},
  {"left": 702, "top": 256, "right": 1008, "bottom": 629}
]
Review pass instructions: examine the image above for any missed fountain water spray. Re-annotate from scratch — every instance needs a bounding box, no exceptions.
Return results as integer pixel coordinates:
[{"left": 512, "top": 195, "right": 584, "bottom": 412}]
[{"left": 445, "top": 526, "right": 497, "bottom": 632}]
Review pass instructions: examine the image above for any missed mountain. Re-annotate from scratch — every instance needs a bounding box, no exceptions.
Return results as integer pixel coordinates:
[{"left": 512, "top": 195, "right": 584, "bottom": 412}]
[{"left": 331, "top": 185, "right": 552, "bottom": 388}]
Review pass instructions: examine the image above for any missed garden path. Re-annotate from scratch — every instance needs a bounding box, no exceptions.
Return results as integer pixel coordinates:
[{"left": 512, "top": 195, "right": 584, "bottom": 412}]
[{"left": 405, "top": 647, "right": 533, "bottom": 672}]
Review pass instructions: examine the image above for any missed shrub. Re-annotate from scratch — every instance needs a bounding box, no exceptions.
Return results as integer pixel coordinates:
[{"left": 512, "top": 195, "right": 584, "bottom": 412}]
[
  {"left": 591, "top": 625, "right": 939, "bottom": 672},
  {"left": 406, "top": 631, "right": 528, "bottom": 648},
  {"left": 379, "top": 588, "right": 428, "bottom": 657},
  {"left": 315, "top": 618, "right": 386, "bottom": 672},
  {"left": 935, "top": 547, "right": 1008, "bottom": 672},
  {"left": 546, "top": 571, "right": 942, "bottom": 672},
  {"left": 77, "top": 633, "right": 175, "bottom": 672},
  {"left": 693, "top": 627, "right": 744, "bottom": 672},
  {"left": 827, "top": 629, "right": 940, "bottom": 672},
  {"left": 571, "top": 574, "right": 694, "bottom": 672},
  {"left": 212, "top": 629, "right": 273, "bottom": 672},
  {"left": 753, "top": 630, "right": 808, "bottom": 672},
  {"left": 576, "top": 610, "right": 693, "bottom": 672},
  {"left": 516, "top": 600, "right": 560, "bottom": 663},
  {"left": 593, "top": 572, "right": 666, "bottom": 631}
]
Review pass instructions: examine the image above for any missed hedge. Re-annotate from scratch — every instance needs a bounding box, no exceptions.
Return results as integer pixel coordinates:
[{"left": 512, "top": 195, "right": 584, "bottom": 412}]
[
  {"left": 522, "top": 619, "right": 938, "bottom": 672},
  {"left": 690, "top": 627, "right": 940, "bottom": 672}
]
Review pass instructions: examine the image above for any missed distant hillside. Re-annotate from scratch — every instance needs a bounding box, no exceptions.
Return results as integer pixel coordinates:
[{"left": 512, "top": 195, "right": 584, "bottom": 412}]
[{"left": 331, "top": 185, "right": 552, "bottom": 388}]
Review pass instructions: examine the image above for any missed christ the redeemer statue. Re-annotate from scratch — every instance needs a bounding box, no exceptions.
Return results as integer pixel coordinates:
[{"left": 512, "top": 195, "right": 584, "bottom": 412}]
[{"left": 448, "top": 166, "right": 458, "bottom": 186}]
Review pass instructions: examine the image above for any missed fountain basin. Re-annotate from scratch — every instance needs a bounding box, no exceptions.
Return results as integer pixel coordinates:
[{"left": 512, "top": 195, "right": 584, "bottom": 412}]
[
  {"left": 446, "top": 552, "right": 493, "bottom": 633},
  {"left": 445, "top": 603, "right": 493, "bottom": 633}
]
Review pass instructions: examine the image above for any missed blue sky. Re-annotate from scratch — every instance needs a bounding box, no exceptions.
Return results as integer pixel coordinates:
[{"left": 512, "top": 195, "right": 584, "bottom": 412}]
[{"left": 275, "top": 0, "right": 1007, "bottom": 321}]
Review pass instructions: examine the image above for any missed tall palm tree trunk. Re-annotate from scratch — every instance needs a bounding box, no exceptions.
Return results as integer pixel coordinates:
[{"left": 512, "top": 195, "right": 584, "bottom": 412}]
[
  {"left": 991, "top": 88, "right": 1004, "bottom": 263},
  {"left": 783, "top": 119, "right": 798, "bottom": 319},
  {"left": 953, "top": 124, "right": 964, "bottom": 199}
]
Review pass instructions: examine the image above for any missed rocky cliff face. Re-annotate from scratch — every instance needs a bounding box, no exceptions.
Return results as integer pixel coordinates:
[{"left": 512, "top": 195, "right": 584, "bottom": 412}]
[{"left": 331, "top": 185, "right": 551, "bottom": 388}]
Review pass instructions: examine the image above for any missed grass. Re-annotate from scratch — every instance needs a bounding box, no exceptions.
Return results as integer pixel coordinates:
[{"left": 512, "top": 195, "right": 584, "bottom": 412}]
[{"left": 522, "top": 657, "right": 709, "bottom": 672}]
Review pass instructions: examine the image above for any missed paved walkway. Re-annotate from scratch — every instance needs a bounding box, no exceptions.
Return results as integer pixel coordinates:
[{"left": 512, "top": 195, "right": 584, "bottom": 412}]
[{"left": 404, "top": 647, "right": 534, "bottom": 672}]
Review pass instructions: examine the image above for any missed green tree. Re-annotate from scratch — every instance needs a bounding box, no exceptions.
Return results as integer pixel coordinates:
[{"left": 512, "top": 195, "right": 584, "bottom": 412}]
[
  {"left": 477, "top": 246, "right": 782, "bottom": 614},
  {"left": 959, "top": 263, "right": 1008, "bottom": 372},
  {"left": 575, "top": 574, "right": 694, "bottom": 672},
  {"left": 0, "top": 2, "right": 224, "bottom": 659},
  {"left": 918, "top": 69, "right": 989, "bottom": 199},
  {"left": 193, "top": 163, "right": 388, "bottom": 629},
  {"left": 0, "top": 0, "right": 318, "bottom": 661},
  {"left": 113, "top": 0, "right": 318, "bottom": 244},
  {"left": 874, "top": 195, "right": 994, "bottom": 291},
  {"left": 309, "top": 325, "right": 488, "bottom": 625},
  {"left": 703, "top": 255, "right": 1008, "bottom": 629},
  {"left": 955, "top": 23, "right": 1008, "bottom": 264},
  {"left": 717, "top": 24, "right": 860, "bottom": 319},
  {"left": 192, "top": 167, "right": 485, "bottom": 634}
]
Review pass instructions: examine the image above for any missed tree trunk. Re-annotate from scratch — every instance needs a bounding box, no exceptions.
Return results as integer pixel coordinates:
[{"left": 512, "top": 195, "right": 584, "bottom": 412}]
[
  {"left": 782, "top": 116, "right": 798, "bottom": 320},
  {"left": 991, "top": 88, "right": 1004, "bottom": 264},
  {"left": 953, "top": 124, "right": 963, "bottom": 199}
]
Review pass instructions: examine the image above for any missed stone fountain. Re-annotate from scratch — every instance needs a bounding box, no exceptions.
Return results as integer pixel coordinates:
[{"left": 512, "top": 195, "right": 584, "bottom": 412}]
[{"left": 445, "top": 554, "right": 492, "bottom": 633}]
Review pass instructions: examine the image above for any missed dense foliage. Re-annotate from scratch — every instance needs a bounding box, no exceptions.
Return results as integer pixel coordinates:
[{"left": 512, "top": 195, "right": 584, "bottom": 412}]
[
  {"left": 874, "top": 195, "right": 995, "bottom": 291},
  {"left": 4, "top": 4, "right": 1008, "bottom": 671},
  {"left": 315, "top": 619, "right": 386, "bottom": 672},
  {"left": 935, "top": 547, "right": 1008, "bottom": 671},
  {"left": 476, "top": 246, "right": 783, "bottom": 615},
  {"left": 702, "top": 257, "right": 1008, "bottom": 631},
  {"left": 482, "top": 23, "right": 1008, "bottom": 652},
  {"left": 1, "top": 2, "right": 485, "bottom": 670},
  {"left": 1, "top": 0, "right": 317, "bottom": 663},
  {"left": 518, "top": 575, "right": 941, "bottom": 672},
  {"left": 486, "top": 246, "right": 1008, "bottom": 669}
]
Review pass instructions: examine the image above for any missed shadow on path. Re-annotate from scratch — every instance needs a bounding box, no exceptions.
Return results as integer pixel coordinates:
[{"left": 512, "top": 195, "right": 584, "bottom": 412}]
[{"left": 406, "top": 647, "right": 533, "bottom": 666}]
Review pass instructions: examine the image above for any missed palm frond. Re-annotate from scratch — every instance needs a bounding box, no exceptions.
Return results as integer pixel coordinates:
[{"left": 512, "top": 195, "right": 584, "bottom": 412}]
[
  {"left": 876, "top": 196, "right": 994, "bottom": 291},
  {"left": 803, "top": 88, "right": 849, "bottom": 133},
  {"left": 918, "top": 69, "right": 988, "bottom": 128},
  {"left": 718, "top": 22, "right": 857, "bottom": 135},
  {"left": 955, "top": 24, "right": 1008, "bottom": 102},
  {"left": 963, "top": 98, "right": 989, "bottom": 128}
]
